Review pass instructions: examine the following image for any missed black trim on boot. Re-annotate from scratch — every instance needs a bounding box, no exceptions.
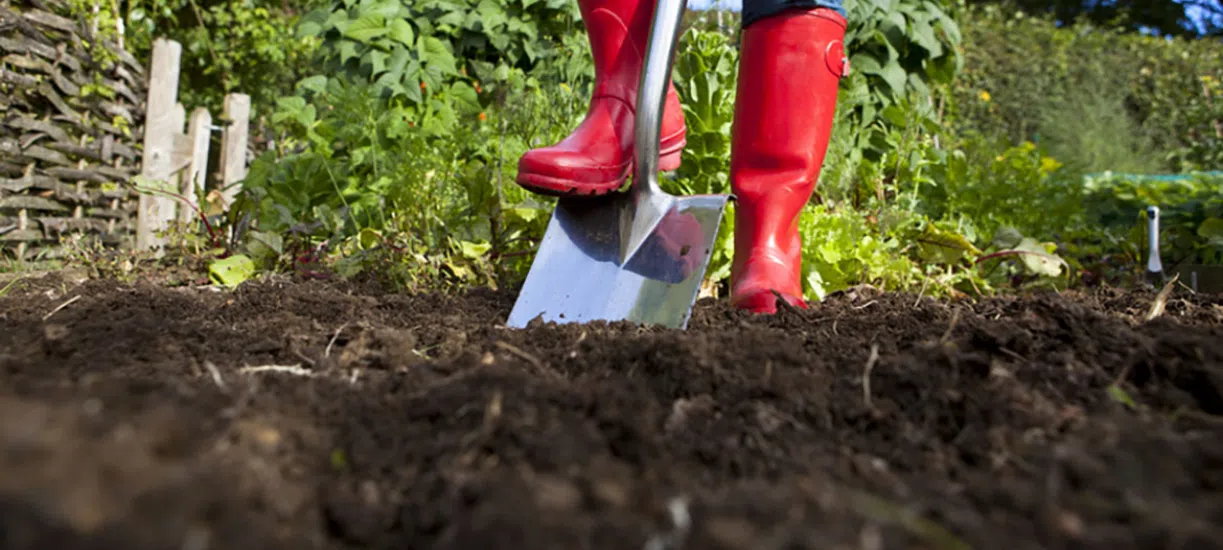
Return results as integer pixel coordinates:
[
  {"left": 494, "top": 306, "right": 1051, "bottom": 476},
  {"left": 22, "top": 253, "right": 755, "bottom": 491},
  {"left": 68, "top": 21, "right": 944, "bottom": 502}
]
[{"left": 741, "top": 0, "right": 846, "bottom": 29}]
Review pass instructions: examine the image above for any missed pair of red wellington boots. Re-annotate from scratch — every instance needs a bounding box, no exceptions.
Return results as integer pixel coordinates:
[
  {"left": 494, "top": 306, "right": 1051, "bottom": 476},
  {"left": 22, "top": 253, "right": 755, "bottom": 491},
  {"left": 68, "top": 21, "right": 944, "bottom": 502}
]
[{"left": 516, "top": 0, "right": 847, "bottom": 314}]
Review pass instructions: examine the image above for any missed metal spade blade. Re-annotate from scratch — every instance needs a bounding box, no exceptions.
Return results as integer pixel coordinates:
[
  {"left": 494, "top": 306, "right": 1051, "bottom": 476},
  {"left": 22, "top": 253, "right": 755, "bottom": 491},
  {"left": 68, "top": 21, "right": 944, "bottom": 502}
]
[{"left": 505, "top": 0, "right": 730, "bottom": 330}]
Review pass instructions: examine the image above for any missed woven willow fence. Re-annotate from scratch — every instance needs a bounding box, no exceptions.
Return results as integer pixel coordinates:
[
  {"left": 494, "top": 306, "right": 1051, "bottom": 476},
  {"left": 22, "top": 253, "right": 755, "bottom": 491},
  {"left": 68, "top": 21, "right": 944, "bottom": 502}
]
[
  {"left": 1, "top": 0, "right": 251, "bottom": 261},
  {"left": 0, "top": 0, "right": 147, "bottom": 260}
]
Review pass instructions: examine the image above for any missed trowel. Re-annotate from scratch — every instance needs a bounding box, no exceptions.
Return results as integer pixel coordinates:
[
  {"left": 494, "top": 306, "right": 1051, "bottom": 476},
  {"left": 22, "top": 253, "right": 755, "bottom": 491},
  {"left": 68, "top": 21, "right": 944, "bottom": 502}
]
[{"left": 506, "top": 0, "right": 730, "bottom": 330}]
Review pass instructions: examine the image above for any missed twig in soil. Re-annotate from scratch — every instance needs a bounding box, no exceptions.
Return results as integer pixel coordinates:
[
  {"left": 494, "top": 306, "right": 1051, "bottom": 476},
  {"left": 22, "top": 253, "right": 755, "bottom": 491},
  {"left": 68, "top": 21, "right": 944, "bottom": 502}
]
[
  {"left": 494, "top": 341, "right": 548, "bottom": 372},
  {"left": 484, "top": 389, "right": 503, "bottom": 426},
  {"left": 238, "top": 364, "right": 313, "bottom": 377},
  {"left": 771, "top": 289, "right": 804, "bottom": 315},
  {"left": 914, "top": 276, "right": 930, "bottom": 308},
  {"left": 998, "top": 347, "right": 1028, "bottom": 363},
  {"left": 42, "top": 295, "right": 80, "bottom": 321},
  {"left": 1145, "top": 273, "right": 1180, "bottom": 321},
  {"left": 940, "top": 308, "right": 961, "bottom": 343},
  {"left": 291, "top": 348, "right": 317, "bottom": 367},
  {"left": 852, "top": 300, "right": 878, "bottom": 310},
  {"left": 203, "top": 361, "right": 227, "bottom": 391},
  {"left": 1170, "top": 406, "right": 1223, "bottom": 426},
  {"left": 1111, "top": 362, "right": 1133, "bottom": 389},
  {"left": 863, "top": 343, "right": 880, "bottom": 410},
  {"left": 325, "top": 323, "right": 349, "bottom": 358},
  {"left": 565, "top": 330, "right": 589, "bottom": 360}
]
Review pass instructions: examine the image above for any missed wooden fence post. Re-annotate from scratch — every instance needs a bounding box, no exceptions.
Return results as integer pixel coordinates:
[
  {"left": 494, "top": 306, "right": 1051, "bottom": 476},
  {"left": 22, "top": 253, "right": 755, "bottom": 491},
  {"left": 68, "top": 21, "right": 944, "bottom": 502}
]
[
  {"left": 219, "top": 93, "right": 251, "bottom": 208},
  {"left": 136, "top": 38, "right": 182, "bottom": 252},
  {"left": 181, "top": 107, "right": 212, "bottom": 224},
  {"left": 135, "top": 38, "right": 251, "bottom": 252}
]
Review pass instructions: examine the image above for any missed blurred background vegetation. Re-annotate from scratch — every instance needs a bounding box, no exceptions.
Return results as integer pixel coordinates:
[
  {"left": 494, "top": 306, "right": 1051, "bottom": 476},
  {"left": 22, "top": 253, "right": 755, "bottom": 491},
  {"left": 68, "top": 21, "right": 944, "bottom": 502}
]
[{"left": 48, "top": 0, "right": 1223, "bottom": 299}]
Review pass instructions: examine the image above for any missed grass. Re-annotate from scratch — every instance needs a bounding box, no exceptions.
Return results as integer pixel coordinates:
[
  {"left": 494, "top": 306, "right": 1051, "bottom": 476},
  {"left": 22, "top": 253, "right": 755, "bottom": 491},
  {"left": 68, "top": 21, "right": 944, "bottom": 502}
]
[{"left": 0, "top": 275, "right": 26, "bottom": 297}]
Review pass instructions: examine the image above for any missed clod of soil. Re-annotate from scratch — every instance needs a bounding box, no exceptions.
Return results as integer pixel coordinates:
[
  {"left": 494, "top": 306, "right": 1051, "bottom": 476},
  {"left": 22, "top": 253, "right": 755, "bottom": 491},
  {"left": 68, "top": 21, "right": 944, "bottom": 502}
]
[{"left": 2, "top": 273, "right": 1222, "bottom": 550}]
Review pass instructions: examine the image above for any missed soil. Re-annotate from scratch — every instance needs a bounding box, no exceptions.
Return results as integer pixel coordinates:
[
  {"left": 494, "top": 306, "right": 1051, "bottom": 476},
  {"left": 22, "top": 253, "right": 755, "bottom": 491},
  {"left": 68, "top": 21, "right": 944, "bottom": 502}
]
[{"left": 1, "top": 272, "right": 1222, "bottom": 550}]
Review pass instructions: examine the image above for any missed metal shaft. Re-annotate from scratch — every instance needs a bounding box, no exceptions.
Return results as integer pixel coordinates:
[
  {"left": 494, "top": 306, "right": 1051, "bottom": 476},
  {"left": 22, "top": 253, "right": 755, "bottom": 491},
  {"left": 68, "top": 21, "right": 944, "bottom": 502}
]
[
  {"left": 632, "top": 0, "right": 686, "bottom": 197},
  {"left": 1147, "top": 206, "right": 1163, "bottom": 273},
  {"left": 1146, "top": 205, "right": 1165, "bottom": 286}
]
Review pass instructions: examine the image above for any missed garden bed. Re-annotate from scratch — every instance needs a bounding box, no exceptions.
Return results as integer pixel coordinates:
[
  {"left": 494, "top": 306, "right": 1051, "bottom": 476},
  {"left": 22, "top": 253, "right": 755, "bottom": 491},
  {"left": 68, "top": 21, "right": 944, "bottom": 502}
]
[{"left": 1, "top": 273, "right": 1221, "bottom": 549}]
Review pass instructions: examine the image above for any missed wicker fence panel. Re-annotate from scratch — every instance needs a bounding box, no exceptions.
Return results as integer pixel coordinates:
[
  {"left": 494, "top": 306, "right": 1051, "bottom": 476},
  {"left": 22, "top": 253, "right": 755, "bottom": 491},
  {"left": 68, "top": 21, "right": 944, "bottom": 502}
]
[{"left": 0, "top": 0, "right": 146, "bottom": 261}]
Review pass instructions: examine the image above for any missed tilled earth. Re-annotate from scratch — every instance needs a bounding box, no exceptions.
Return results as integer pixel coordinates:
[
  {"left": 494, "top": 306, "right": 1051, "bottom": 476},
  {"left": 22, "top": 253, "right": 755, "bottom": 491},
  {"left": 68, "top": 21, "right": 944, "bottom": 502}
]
[{"left": 1, "top": 273, "right": 1221, "bottom": 550}]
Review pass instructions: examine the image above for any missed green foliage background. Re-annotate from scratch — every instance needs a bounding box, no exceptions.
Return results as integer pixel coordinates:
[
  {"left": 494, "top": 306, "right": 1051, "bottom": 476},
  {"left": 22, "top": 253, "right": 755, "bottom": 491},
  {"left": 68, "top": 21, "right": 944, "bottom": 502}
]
[
  {"left": 57, "top": 0, "right": 1223, "bottom": 299},
  {"left": 950, "top": 5, "right": 1223, "bottom": 175}
]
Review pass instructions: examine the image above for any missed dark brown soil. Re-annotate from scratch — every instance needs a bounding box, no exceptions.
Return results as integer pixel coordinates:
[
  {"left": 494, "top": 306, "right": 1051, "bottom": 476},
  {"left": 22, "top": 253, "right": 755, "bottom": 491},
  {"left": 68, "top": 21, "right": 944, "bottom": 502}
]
[{"left": 2, "top": 273, "right": 1222, "bottom": 550}]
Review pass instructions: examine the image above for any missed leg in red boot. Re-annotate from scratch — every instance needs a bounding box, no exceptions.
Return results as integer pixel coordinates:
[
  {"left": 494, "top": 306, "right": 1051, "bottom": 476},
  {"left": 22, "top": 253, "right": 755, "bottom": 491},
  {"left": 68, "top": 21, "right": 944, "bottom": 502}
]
[
  {"left": 515, "top": 0, "right": 687, "bottom": 197},
  {"left": 728, "top": 6, "right": 848, "bottom": 314}
]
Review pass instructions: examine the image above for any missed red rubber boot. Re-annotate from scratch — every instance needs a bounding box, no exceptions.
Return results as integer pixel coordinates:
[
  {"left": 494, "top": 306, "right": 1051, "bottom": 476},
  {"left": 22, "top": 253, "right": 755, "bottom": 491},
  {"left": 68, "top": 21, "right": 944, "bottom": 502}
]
[
  {"left": 728, "top": 7, "right": 848, "bottom": 314},
  {"left": 515, "top": 0, "right": 686, "bottom": 197}
]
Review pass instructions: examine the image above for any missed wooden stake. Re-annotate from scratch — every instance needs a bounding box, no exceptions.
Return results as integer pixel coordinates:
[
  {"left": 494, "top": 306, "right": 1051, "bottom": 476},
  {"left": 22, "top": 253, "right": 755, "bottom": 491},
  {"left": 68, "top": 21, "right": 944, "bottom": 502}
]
[
  {"left": 136, "top": 38, "right": 182, "bottom": 253},
  {"left": 219, "top": 93, "right": 250, "bottom": 208},
  {"left": 181, "top": 107, "right": 212, "bottom": 224}
]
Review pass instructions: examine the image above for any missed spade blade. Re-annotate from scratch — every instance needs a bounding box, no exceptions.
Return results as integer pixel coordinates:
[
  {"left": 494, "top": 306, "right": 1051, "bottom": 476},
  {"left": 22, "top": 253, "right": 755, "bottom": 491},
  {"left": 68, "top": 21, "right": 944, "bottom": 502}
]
[{"left": 506, "top": 192, "right": 729, "bottom": 330}]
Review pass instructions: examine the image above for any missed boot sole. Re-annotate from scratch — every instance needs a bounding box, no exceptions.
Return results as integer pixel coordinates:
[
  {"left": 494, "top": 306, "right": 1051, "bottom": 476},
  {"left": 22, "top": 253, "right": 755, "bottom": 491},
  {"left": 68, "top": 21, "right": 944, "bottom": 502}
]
[{"left": 516, "top": 140, "right": 685, "bottom": 198}]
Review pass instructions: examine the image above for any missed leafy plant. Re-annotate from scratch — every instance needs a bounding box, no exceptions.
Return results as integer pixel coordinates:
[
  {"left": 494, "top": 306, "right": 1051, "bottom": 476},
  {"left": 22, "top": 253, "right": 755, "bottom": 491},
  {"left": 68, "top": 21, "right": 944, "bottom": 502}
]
[
  {"left": 950, "top": 5, "right": 1223, "bottom": 175},
  {"left": 296, "top": 0, "right": 583, "bottom": 105},
  {"left": 89, "top": 0, "right": 323, "bottom": 113},
  {"left": 670, "top": 28, "right": 738, "bottom": 197},
  {"left": 234, "top": 59, "right": 590, "bottom": 288},
  {"left": 98, "top": 0, "right": 1149, "bottom": 302},
  {"left": 1081, "top": 172, "right": 1223, "bottom": 268},
  {"left": 799, "top": 204, "right": 922, "bottom": 299},
  {"left": 838, "top": 0, "right": 964, "bottom": 161}
]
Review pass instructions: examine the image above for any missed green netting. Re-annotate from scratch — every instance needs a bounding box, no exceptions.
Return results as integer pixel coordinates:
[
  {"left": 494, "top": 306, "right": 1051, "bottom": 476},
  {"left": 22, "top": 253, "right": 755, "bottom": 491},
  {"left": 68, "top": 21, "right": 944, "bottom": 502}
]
[{"left": 1083, "top": 171, "right": 1223, "bottom": 183}]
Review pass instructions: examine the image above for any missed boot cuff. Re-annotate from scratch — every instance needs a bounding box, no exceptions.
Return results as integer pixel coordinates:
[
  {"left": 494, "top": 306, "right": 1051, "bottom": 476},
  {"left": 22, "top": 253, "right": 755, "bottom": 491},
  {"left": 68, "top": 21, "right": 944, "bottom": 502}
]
[{"left": 742, "top": 2, "right": 848, "bottom": 30}]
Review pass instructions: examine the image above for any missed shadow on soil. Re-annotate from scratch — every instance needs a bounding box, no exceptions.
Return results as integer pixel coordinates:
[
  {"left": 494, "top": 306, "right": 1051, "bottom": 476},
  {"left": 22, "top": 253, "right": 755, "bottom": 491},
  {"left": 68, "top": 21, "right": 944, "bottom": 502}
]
[{"left": 1, "top": 273, "right": 1222, "bottom": 549}]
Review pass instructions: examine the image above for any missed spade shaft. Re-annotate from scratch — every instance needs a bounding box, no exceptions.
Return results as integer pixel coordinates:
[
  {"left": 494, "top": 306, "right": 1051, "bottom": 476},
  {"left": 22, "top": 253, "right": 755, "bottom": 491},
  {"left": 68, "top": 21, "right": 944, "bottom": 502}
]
[{"left": 620, "top": 0, "right": 686, "bottom": 262}]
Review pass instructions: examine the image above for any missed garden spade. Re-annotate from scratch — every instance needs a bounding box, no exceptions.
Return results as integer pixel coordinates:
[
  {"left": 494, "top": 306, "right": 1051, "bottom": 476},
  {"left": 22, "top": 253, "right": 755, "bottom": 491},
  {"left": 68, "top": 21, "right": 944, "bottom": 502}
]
[{"left": 506, "top": 0, "right": 730, "bottom": 330}]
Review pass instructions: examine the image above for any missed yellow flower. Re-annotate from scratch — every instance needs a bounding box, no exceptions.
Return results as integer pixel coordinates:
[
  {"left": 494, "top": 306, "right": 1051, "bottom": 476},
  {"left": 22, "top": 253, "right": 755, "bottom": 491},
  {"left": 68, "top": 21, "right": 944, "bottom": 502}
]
[
  {"left": 1040, "top": 156, "right": 1063, "bottom": 174},
  {"left": 978, "top": 90, "right": 991, "bottom": 102},
  {"left": 560, "top": 82, "right": 571, "bottom": 93}
]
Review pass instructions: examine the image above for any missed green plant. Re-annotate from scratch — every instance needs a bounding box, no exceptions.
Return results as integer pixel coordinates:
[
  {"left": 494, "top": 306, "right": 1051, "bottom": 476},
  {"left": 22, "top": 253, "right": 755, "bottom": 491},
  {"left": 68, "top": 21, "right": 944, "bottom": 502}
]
[
  {"left": 670, "top": 28, "right": 738, "bottom": 197},
  {"left": 949, "top": 5, "right": 1223, "bottom": 175},
  {"left": 799, "top": 204, "right": 923, "bottom": 299},
  {"left": 96, "top": 0, "right": 323, "bottom": 113},
  {"left": 150, "top": 0, "right": 1109, "bottom": 300},
  {"left": 917, "top": 137, "right": 1082, "bottom": 243},
  {"left": 296, "top": 0, "right": 583, "bottom": 105},
  {"left": 233, "top": 65, "right": 589, "bottom": 286},
  {"left": 838, "top": 0, "right": 964, "bottom": 162},
  {"left": 1081, "top": 173, "right": 1223, "bottom": 268}
]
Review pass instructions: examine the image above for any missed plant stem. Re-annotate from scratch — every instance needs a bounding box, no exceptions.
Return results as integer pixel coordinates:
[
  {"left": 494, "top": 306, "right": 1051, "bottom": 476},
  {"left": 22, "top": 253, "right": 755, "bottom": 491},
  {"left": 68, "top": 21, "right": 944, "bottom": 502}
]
[
  {"left": 130, "top": 183, "right": 224, "bottom": 252},
  {"left": 491, "top": 117, "right": 506, "bottom": 284}
]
